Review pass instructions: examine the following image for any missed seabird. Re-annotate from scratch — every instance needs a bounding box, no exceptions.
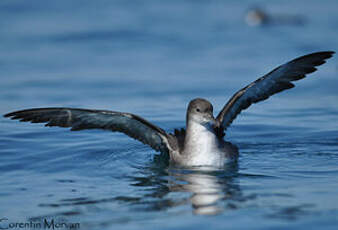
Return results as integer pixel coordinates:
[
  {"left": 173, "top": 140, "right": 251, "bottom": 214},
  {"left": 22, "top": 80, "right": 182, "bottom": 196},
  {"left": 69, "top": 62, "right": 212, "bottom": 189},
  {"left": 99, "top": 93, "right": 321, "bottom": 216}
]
[
  {"left": 245, "top": 7, "right": 305, "bottom": 27},
  {"left": 4, "top": 51, "right": 334, "bottom": 168}
]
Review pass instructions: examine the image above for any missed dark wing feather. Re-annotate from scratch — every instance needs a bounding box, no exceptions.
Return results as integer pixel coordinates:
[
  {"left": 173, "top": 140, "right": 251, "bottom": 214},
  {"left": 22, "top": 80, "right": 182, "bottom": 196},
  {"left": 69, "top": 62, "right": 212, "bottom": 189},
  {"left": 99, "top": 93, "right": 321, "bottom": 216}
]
[
  {"left": 216, "top": 51, "right": 335, "bottom": 135},
  {"left": 4, "top": 108, "right": 177, "bottom": 154},
  {"left": 173, "top": 128, "right": 185, "bottom": 150}
]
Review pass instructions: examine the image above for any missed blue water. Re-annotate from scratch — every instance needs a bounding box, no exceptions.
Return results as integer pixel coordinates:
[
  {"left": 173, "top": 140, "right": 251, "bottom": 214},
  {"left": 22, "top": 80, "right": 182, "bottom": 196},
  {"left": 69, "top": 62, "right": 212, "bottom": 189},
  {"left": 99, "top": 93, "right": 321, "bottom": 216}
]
[{"left": 1, "top": 0, "right": 338, "bottom": 229}]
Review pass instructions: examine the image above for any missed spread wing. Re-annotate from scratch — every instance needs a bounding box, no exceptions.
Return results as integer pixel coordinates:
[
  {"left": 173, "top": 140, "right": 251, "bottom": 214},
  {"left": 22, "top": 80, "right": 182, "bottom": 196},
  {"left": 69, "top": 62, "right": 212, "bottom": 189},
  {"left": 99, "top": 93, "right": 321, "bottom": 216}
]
[
  {"left": 4, "top": 108, "right": 178, "bottom": 154},
  {"left": 216, "top": 51, "right": 335, "bottom": 134}
]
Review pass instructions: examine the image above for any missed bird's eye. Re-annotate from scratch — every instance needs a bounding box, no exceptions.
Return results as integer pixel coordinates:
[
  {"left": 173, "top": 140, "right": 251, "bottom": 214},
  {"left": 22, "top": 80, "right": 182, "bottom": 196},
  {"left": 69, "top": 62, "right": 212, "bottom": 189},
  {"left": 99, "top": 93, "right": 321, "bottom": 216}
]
[{"left": 196, "top": 108, "right": 200, "bottom": 112}]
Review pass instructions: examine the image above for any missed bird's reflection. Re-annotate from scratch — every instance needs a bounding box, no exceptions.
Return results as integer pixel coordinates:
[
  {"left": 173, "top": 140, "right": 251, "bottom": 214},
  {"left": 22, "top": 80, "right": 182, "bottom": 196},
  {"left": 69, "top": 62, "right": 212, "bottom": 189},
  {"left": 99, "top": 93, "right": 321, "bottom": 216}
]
[
  {"left": 129, "top": 158, "right": 242, "bottom": 215},
  {"left": 168, "top": 167, "right": 237, "bottom": 215},
  {"left": 32, "top": 158, "right": 243, "bottom": 220}
]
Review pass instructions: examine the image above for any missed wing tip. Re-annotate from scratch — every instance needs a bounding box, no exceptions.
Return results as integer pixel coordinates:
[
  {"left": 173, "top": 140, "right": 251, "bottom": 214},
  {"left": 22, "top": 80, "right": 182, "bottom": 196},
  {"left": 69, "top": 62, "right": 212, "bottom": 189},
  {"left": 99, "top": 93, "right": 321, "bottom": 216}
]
[
  {"left": 3, "top": 113, "right": 11, "bottom": 118},
  {"left": 293, "top": 51, "right": 335, "bottom": 65},
  {"left": 313, "top": 51, "right": 335, "bottom": 57},
  {"left": 321, "top": 50, "right": 335, "bottom": 60},
  {"left": 4, "top": 112, "right": 20, "bottom": 119},
  {"left": 4, "top": 108, "right": 39, "bottom": 119},
  {"left": 312, "top": 50, "right": 335, "bottom": 62},
  {"left": 3, "top": 110, "right": 19, "bottom": 118},
  {"left": 323, "top": 50, "right": 335, "bottom": 55}
]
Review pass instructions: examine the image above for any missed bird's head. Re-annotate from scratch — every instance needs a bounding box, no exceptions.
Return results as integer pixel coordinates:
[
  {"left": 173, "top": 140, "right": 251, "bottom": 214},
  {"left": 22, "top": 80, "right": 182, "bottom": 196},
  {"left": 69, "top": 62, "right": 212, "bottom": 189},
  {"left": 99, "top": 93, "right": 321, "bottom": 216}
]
[{"left": 187, "top": 98, "right": 217, "bottom": 127}]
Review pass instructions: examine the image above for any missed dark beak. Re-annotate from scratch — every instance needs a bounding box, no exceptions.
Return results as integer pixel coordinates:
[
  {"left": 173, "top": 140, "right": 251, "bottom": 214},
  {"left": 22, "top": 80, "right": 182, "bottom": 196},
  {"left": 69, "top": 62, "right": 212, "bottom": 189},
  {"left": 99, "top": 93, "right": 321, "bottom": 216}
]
[{"left": 205, "top": 114, "right": 216, "bottom": 125}]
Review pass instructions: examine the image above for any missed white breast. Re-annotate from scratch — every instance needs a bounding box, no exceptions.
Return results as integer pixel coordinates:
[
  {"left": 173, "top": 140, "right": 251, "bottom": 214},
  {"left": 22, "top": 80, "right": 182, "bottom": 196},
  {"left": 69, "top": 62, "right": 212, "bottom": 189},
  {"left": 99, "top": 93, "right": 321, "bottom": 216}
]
[{"left": 182, "top": 121, "right": 225, "bottom": 168}]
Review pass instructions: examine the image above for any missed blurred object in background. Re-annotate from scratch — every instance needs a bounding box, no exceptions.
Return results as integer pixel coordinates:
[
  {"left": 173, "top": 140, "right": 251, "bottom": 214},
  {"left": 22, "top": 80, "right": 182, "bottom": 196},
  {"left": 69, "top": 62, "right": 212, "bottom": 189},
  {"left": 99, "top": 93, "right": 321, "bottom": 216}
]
[{"left": 245, "top": 6, "right": 305, "bottom": 27}]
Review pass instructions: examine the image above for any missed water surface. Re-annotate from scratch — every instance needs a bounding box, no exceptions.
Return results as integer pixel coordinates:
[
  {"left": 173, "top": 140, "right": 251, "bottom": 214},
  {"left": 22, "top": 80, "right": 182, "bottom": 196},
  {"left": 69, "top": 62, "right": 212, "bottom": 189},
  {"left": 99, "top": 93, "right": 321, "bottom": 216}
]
[{"left": 1, "top": 0, "right": 338, "bottom": 229}]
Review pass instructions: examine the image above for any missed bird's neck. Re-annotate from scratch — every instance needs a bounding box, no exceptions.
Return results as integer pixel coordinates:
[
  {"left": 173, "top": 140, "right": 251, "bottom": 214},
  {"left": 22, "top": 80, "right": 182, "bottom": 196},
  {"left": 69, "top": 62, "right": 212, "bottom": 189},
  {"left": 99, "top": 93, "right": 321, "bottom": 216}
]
[{"left": 183, "top": 120, "right": 219, "bottom": 155}]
